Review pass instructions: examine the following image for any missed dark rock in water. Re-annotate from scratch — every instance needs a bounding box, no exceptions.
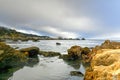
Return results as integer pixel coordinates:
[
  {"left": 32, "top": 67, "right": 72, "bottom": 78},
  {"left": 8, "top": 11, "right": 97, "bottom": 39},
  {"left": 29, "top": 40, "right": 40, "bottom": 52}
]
[
  {"left": 39, "top": 51, "right": 61, "bottom": 57},
  {"left": 0, "top": 42, "right": 40, "bottom": 80},
  {"left": 59, "top": 54, "right": 72, "bottom": 60},
  {"left": 70, "top": 71, "right": 84, "bottom": 76},
  {"left": 56, "top": 42, "right": 61, "bottom": 45},
  {"left": 0, "top": 42, "right": 27, "bottom": 70},
  {"left": 63, "top": 59, "right": 81, "bottom": 69},
  {"left": 26, "top": 57, "right": 39, "bottom": 67},
  {"left": 20, "top": 47, "right": 39, "bottom": 57},
  {"left": 14, "top": 47, "right": 19, "bottom": 49},
  {"left": 60, "top": 46, "right": 91, "bottom": 61},
  {"left": 32, "top": 39, "right": 39, "bottom": 42},
  {"left": 67, "top": 45, "right": 82, "bottom": 60},
  {"left": 81, "top": 38, "right": 85, "bottom": 40},
  {"left": 81, "top": 47, "right": 91, "bottom": 55}
]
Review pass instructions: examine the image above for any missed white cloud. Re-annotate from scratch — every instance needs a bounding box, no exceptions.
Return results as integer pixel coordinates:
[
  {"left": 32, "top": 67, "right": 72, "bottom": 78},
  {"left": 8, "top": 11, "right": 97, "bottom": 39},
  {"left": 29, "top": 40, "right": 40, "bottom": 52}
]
[
  {"left": 0, "top": 0, "right": 103, "bottom": 38},
  {"left": 40, "top": 26, "right": 80, "bottom": 38},
  {"left": 92, "top": 32, "right": 120, "bottom": 40},
  {"left": 16, "top": 29, "right": 41, "bottom": 35}
]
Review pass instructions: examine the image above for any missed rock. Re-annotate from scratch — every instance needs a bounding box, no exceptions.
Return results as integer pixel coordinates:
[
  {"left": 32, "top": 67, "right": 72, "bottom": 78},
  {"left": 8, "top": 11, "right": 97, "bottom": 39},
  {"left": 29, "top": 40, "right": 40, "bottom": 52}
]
[
  {"left": 70, "top": 71, "right": 84, "bottom": 76},
  {"left": 20, "top": 47, "right": 39, "bottom": 57},
  {"left": 84, "top": 49, "right": 120, "bottom": 80},
  {"left": 59, "top": 54, "right": 72, "bottom": 60},
  {"left": 67, "top": 45, "right": 82, "bottom": 60},
  {"left": 92, "top": 40, "right": 120, "bottom": 53},
  {"left": 26, "top": 57, "right": 39, "bottom": 67},
  {"left": 56, "top": 42, "right": 61, "bottom": 45},
  {"left": 39, "top": 51, "right": 61, "bottom": 57},
  {"left": 0, "top": 50, "right": 4, "bottom": 55},
  {"left": 0, "top": 42, "right": 27, "bottom": 70},
  {"left": 81, "top": 38, "right": 85, "bottom": 40},
  {"left": 81, "top": 47, "right": 91, "bottom": 55}
]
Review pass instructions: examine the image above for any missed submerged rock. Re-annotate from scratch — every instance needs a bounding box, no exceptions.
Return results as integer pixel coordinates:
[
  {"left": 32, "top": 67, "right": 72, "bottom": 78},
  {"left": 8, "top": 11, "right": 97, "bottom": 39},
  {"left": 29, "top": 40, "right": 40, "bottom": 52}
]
[
  {"left": 20, "top": 47, "right": 39, "bottom": 57},
  {"left": 39, "top": 51, "right": 61, "bottom": 57},
  {"left": 59, "top": 54, "right": 72, "bottom": 60},
  {"left": 70, "top": 71, "right": 84, "bottom": 76}
]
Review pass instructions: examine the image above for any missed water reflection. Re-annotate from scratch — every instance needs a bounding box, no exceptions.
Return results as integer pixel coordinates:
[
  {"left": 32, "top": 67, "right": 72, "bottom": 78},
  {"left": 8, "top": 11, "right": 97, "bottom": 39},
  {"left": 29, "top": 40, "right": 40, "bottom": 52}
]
[
  {"left": 0, "top": 57, "right": 39, "bottom": 80},
  {"left": 63, "top": 59, "right": 81, "bottom": 70}
]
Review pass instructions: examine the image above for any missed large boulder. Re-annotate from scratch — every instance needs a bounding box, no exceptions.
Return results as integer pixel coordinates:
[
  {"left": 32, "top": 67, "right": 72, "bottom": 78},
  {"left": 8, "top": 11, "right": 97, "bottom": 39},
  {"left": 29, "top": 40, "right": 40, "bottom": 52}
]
[
  {"left": 0, "top": 42, "right": 27, "bottom": 70},
  {"left": 67, "top": 46, "right": 91, "bottom": 60},
  {"left": 67, "top": 46, "right": 82, "bottom": 60},
  {"left": 84, "top": 49, "right": 120, "bottom": 80},
  {"left": 20, "top": 47, "right": 39, "bottom": 57}
]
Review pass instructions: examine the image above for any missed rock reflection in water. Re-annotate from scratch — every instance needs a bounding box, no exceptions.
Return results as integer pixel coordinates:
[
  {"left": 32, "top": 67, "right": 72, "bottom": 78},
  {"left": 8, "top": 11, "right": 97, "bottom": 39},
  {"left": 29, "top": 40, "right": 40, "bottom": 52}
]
[{"left": 0, "top": 57, "right": 39, "bottom": 80}]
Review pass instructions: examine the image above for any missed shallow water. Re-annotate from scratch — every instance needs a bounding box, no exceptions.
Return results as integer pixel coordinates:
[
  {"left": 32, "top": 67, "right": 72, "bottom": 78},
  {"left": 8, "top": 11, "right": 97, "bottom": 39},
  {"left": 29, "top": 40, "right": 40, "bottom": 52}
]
[
  {"left": 4, "top": 40, "right": 104, "bottom": 80},
  {"left": 7, "top": 40, "right": 104, "bottom": 54}
]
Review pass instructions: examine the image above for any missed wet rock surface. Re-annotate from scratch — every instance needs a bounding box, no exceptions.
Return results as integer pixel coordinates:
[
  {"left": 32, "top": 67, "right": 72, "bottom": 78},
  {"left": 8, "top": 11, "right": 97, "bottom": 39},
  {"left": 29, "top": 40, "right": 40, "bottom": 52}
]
[
  {"left": 39, "top": 51, "right": 61, "bottom": 57},
  {"left": 0, "top": 42, "right": 40, "bottom": 80},
  {"left": 20, "top": 47, "right": 39, "bottom": 57},
  {"left": 60, "top": 45, "right": 91, "bottom": 62},
  {"left": 70, "top": 71, "right": 84, "bottom": 76}
]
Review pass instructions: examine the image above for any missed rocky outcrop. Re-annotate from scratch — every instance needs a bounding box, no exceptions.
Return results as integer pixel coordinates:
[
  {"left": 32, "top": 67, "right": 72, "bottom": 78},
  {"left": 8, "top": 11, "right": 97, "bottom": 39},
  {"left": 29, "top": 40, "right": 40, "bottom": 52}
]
[
  {"left": 20, "top": 47, "right": 39, "bottom": 57},
  {"left": 84, "top": 49, "right": 120, "bottom": 80},
  {"left": 39, "top": 51, "right": 61, "bottom": 57},
  {"left": 0, "top": 42, "right": 27, "bottom": 70},
  {"left": 0, "top": 42, "right": 40, "bottom": 80},
  {"left": 60, "top": 45, "right": 91, "bottom": 60},
  {"left": 92, "top": 40, "right": 120, "bottom": 53},
  {"left": 68, "top": 46, "right": 82, "bottom": 59},
  {"left": 70, "top": 71, "right": 84, "bottom": 76}
]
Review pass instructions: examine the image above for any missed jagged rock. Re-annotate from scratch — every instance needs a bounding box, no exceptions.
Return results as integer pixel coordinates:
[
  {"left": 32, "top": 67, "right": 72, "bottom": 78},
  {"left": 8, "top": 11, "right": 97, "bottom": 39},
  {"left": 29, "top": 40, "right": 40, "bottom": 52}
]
[
  {"left": 70, "top": 71, "right": 84, "bottom": 76},
  {"left": 84, "top": 49, "right": 120, "bottom": 80},
  {"left": 39, "top": 51, "right": 61, "bottom": 57},
  {"left": 20, "top": 47, "right": 39, "bottom": 57}
]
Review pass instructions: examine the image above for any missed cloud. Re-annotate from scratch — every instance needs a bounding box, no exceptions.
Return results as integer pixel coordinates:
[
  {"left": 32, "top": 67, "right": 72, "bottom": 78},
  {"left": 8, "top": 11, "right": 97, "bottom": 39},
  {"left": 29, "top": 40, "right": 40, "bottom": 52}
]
[
  {"left": 16, "top": 29, "right": 41, "bottom": 35},
  {"left": 0, "top": 0, "right": 111, "bottom": 38},
  {"left": 92, "top": 32, "right": 120, "bottom": 40},
  {"left": 40, "top": 26, "right": 80, "bottom": 38}
]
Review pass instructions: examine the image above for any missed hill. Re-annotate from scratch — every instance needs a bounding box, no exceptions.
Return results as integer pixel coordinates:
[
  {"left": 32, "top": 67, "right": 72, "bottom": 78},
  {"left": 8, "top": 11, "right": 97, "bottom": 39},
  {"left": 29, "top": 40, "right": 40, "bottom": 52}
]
[{"left": 0, "top": 26, "right": 51, "bottom": 41}]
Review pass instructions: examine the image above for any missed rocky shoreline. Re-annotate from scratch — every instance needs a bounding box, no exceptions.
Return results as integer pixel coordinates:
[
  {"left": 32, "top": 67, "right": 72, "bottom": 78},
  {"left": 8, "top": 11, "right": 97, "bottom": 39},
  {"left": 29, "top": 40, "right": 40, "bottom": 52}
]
[
  {"left": 1, "top": 40, "right": 120, "bottom": 80},
  {"left": 84, "top": 40, "right": 120, "bottom": 80}
]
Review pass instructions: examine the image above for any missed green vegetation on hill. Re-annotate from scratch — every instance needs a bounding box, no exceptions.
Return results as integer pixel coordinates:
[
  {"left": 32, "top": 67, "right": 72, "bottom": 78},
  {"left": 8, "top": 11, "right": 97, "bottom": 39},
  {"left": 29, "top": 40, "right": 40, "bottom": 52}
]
[
  {"left": 0, "top": 26, "right": 85, "bottom": 41},
  {"left": 0, "top": 26, "right": 51, "bottom": 41}
]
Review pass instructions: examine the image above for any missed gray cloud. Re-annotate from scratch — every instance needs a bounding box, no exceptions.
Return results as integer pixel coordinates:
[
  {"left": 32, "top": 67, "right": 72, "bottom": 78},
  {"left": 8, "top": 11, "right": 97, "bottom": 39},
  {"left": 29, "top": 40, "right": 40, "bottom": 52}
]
[{"left": 0, "top": 0, "right": 112, "bottom": 38}]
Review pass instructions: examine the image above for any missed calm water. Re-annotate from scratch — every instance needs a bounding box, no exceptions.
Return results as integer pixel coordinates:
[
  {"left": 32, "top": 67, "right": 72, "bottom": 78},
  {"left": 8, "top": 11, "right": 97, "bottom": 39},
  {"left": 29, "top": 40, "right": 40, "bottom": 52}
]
[{"left": 5, "top": 40, "right": 104, "bottom": 80}]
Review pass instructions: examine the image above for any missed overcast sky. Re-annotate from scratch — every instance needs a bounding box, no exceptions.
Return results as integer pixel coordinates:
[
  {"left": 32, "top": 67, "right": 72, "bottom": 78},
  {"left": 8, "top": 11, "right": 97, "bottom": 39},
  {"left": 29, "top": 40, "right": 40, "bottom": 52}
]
[{"left": 0, "top": 0, "right": 120, "bottom": 39}]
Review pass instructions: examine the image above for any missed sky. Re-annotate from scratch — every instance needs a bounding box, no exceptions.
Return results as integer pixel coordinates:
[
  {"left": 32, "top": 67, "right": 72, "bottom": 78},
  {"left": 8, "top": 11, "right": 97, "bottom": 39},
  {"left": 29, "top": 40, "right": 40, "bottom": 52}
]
[{"left": 0, "top": 0, "right": 120, "bottom": 39}]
